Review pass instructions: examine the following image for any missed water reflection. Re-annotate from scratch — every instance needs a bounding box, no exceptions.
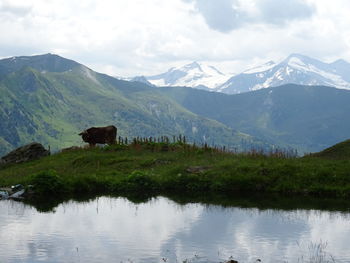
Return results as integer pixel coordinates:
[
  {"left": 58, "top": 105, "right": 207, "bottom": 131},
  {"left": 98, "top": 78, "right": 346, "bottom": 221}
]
[{"left": 0, "top": 197, "right": 349, "bottom": 263}]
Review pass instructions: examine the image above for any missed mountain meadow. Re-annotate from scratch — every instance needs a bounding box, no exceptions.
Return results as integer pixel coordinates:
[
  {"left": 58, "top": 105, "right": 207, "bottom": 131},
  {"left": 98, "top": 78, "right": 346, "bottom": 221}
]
[{"left": 1, "top": 137, "right": 350, "bottom": 207}]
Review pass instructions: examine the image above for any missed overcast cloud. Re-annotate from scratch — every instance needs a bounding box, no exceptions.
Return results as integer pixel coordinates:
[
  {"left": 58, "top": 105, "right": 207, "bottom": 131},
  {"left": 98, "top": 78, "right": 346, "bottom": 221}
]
[
  {"left": 0, "top": 0, "right": 349, "bottom": 76},
  {"left": 187, "top": 0, "right": 315, "bottom": 32}
]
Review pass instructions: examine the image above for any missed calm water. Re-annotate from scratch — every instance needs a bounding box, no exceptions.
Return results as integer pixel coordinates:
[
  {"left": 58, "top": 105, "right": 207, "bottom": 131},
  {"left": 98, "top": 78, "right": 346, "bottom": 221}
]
[{"left": 0, "top": 196, "right": 350, "bottom": 263}]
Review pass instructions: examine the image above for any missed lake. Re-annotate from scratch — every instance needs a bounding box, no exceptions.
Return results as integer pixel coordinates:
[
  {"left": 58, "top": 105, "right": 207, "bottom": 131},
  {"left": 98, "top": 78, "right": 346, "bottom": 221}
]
[{"left": 0, "top": 196, "right": 349, "bottom": 263}]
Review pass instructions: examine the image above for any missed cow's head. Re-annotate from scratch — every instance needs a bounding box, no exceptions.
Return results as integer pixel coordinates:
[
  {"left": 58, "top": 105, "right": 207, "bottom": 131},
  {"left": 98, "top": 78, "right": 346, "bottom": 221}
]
[{"left": 78, "top": 130, "right": 90, "bottom": 142}]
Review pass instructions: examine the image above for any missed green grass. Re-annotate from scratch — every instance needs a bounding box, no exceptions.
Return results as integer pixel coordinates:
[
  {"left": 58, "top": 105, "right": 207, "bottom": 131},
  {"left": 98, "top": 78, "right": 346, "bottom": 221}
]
[
  {"left": 310, "top": 139, "right": 350, "bottom": 159},
  {"left": 1, "top": 141, "right": 350, "bottom": 199}
]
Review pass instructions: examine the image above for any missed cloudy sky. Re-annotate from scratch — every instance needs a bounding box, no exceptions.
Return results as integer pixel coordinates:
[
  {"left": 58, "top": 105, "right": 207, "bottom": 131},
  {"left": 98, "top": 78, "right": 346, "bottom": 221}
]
[{"left": 1, "top": 0, "right": 350, "bottom": 76}]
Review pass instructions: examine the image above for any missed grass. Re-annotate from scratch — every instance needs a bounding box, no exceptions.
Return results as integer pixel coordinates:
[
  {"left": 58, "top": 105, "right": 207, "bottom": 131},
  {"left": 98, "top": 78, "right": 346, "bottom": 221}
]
[
  {"left": 1, "top": 138, "right": 350, "bottom": 200},
  {"left": 309, "top": 139, "right": 350, "bottom": 159}
]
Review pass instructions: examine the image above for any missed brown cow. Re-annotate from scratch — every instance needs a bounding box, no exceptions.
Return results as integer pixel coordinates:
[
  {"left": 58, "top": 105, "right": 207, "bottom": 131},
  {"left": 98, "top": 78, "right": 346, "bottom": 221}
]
[{"left": 79, "top": 125, "right": 117, "bottom": 146}]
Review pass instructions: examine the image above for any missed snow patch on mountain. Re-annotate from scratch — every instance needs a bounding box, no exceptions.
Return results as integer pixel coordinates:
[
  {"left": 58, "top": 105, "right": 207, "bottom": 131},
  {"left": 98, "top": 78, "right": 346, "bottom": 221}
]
[
  {"left": 145, "top": 61, "right": 230, "bottom": 90},
  {"left": 243, "top": 61, "right": 276, "bottom": 74}
]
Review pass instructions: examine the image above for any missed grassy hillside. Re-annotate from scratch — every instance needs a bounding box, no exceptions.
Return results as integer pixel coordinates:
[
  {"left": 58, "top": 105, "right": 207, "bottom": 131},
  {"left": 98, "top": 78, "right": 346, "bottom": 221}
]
[
  {"left": 310, "top": 139, "right": 350, "bottom": 159},
  {"left": 158, "top": 84, "right": 350, "bottom": 152},
  {"left": 1, "top": 141, "right": 350, "bottom": 201},
  {"left": 0, "top": 54, "right": 267, "bottom": 156}
]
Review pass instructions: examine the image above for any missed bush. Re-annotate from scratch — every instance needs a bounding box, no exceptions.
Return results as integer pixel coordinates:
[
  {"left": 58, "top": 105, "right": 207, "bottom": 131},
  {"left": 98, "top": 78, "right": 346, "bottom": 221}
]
[
  {"left": 163, "top": 173, "right": 210, "bottom": 192},
  {"left": 30, "top": 170, "right": 66, "bottom": 196},
  {"left": 70, "top": 175, "right": 110, "bottom": 194},
  {"left": 121, "top": 171, "right": 159, "bottom": 192}
]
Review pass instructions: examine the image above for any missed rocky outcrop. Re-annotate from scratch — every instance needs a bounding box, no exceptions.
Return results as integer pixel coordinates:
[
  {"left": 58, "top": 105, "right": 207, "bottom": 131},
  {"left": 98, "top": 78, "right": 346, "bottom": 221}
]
[{"left": 0, "top": 142, "right": 50, "bottom": 165}]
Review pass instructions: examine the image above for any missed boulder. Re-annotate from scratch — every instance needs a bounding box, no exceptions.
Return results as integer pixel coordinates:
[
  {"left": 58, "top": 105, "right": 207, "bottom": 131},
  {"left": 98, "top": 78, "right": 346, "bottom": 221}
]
[{"left": 1, "top": 142, "right": 50, "bottom": 165}]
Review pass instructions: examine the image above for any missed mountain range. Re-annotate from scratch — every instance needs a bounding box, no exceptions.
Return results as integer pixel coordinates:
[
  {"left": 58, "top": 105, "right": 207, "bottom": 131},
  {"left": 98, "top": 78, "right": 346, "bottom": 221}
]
[
  {"left": 1, "top": 53, "right": 350, "bottom": 156},
  {"left": 0, "top": 54, "right": 265, "bottom": 156},
  {"left": 142, "top": 54, "right": 350, "bottom": 94}
]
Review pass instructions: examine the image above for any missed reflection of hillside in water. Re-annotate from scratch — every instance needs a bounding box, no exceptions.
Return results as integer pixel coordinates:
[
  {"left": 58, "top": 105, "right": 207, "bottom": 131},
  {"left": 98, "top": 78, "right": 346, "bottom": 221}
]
[{"left": 0, "top": 197, "right": 349, "bottom": 262}]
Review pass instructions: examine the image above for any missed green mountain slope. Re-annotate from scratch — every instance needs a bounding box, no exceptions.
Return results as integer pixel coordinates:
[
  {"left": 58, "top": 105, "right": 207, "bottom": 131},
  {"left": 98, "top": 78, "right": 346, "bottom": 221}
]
[
  {"left": 310, "top": 139, "right": 350, "bottom": 159},
  {"left": 0, "top": 54, "right": 266, "bottom": 155},
  {"left": 158, "top": 84, "right": 350, "bottom": 152}
]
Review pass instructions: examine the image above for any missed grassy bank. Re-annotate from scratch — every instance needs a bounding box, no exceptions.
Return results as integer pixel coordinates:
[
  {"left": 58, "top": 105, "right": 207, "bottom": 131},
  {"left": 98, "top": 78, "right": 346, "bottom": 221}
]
[{"left": 1, "top": 140, "right": 350, "bottom": 199}]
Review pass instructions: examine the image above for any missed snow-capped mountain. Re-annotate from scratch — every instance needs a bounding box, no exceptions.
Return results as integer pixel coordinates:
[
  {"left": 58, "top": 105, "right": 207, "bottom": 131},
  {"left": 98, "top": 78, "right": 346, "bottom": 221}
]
[
  {"left": 218, "top": 54, "right": 350, "bottom": 94},
  {"left": 145, "top": 61, "right": 229, "bottom": 90}
]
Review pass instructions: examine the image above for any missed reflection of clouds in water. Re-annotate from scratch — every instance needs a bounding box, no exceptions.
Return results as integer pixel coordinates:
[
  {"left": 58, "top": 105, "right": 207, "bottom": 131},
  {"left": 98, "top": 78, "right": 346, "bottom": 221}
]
[
  {"left": 0, "top": 198, "right": 204, "bottom": 262},
  {"left": 160, "top": 206, "right": 309, "bottom": 262},
  {"left": 0, "top": 198, "right": 350, "bottom": 262},
  {"left": 306, "top": 212, "right": 350, "bottom": 261},
  {"left": 160, "top": 206, "right": 350, "bottom": 263},
  {"left": 225, "top": 209, "right": 309, "bottom": 262}
]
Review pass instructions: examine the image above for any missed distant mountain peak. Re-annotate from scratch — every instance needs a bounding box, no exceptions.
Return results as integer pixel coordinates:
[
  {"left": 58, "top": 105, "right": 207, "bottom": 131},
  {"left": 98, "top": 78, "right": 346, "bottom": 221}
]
[
  {"left": 183, "top": 61, "right": 202, "bottom": 70},
  {"left": 331, "top": 58, "right": 350, "bottom": 66},
  {"left": 283, "top": 53, "right": 309, "bottom": 64},
  {"left": 243, "top": 60, "right": 276, "bottom": 74},
  {"left": 0, "top": 53, "right": 81, "bottom": 75},
  {"left": 286, "top": 53, "right": 310, "bottom": 59},
  {"left": 130, "top": 75, "right": 155, "bottom": 86},
  {"left": 145, "top": 61, "right": 229, "bottom": 90}
]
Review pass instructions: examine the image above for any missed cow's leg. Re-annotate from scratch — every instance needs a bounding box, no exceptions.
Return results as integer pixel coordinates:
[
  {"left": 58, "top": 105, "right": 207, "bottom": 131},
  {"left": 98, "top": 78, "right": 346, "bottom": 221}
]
[{"left": 89, "top": 143, "right": 96, "bottom": 147}]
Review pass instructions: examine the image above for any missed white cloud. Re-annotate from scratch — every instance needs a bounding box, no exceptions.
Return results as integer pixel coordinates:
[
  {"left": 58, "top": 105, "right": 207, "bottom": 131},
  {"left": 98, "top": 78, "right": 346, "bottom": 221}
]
[
  {"left": 186, "top": 0, "right": 315, "bottom": 32},
  {"left": 0, "top": 0, "right": 350, "bottom": 76},
  {"left": 256, "top": 0, "right": 314, "bottom": 25}
]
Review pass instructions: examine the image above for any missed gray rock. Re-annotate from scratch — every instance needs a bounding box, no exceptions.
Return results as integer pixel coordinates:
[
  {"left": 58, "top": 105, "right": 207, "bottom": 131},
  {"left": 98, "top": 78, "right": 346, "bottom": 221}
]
[
  {"left": 0, "top": 190, "right": 9, "bottom": 199},
  {"left": 10, "top": 189, "right": 25, "bottom": 200},
  {"left": 186, "top": 166, "right": 211, "bottom": 174},
  {"left": 1, "top": 142, "right": 50, "bottom": 165}
]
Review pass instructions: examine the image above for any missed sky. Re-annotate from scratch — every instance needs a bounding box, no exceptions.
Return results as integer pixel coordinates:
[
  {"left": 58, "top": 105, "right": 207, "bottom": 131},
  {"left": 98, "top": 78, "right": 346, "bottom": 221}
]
[{"left": 1, "top": 0, "right": 350, "bottom": 77}]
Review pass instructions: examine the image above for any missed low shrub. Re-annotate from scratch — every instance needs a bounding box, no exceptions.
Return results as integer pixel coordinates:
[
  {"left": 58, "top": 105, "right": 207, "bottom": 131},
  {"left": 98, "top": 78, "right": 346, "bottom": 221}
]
[
  {"left": 120, "top": 170, "right": 159, "bottom": 192},
  {"left": 163, "top": 173, "right": 210, "bottom": 192},
  {"left": 30, "top": 170, "right": 67, "bottom": 197}
]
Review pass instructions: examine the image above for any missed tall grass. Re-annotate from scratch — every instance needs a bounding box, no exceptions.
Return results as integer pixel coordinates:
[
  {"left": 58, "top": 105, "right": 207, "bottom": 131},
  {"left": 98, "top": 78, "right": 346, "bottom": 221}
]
[{"left": 297, "top": 241, "right": 336, "bottom": 263}]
